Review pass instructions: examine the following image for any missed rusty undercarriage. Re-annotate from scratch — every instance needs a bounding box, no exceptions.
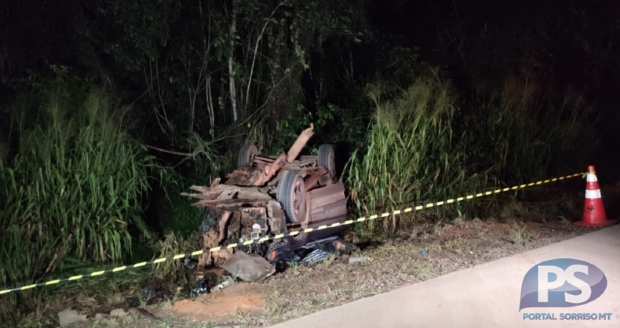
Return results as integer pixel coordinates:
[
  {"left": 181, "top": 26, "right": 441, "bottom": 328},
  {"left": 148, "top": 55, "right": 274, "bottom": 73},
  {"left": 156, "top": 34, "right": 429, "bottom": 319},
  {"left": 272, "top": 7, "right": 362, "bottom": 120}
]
[{"left": 182, "top": 124, "right": 350, "bottom": 291}]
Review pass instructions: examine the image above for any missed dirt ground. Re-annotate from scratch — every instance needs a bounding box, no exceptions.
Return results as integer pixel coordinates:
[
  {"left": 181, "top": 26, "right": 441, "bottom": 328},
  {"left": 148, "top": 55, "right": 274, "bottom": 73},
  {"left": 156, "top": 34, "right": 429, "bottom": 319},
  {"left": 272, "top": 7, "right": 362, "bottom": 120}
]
[{"left": 25, "top": 184, "right": 620, "bottom": 328}]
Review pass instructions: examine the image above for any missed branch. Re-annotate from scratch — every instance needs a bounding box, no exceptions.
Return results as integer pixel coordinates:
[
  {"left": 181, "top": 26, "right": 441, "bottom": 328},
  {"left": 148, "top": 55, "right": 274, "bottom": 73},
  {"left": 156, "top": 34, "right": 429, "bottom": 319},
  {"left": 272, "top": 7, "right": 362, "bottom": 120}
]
[
  {"left": 228, "top": 0, "right": 238, "bottom": 122},
  {"left": 216, "top": 69, "right": 293, "bottom": 140},
  {"left": 244, "top": 1, "right": 286, "bottom": 112},
  {"left": 146, "top": 67, "right": 294, "bottom": 163},
  {"left": 154, "top": 58, "right": 174, "bottom": 133},
  {"left": 145, "top": 145, "right": 200, "bottom": 157}
]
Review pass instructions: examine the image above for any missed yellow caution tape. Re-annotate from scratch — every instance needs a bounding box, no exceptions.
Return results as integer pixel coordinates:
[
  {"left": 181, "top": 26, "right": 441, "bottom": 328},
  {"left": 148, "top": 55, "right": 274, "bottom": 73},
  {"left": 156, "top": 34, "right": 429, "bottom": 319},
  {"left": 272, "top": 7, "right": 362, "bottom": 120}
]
[{"left": 0, "top": 172, "right": 583, "bottom": 295}]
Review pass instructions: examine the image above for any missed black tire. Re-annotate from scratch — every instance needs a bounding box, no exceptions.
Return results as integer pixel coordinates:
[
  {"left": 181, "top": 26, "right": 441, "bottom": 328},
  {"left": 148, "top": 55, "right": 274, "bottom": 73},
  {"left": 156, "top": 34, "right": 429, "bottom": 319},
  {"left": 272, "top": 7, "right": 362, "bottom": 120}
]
[
  {"left": 318, "top": 144, "right": 336, "bottom": 179},
  {"left": 277, "top": 171, "right": 307, "bottom": 223},
  {"left": 237, "top": 144, "right": 257, "bottom": 167}
]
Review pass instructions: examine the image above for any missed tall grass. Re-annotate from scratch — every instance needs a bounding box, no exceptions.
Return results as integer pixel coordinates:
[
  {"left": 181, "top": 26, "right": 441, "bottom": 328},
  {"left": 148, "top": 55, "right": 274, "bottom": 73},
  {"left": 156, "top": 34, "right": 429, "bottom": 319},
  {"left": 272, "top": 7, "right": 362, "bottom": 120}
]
[
  {"left": 346, "top": 68, "right": 489, "bottom": 235},
  {"left": 346, "top": 69, "right": 598, "bottom": 236},
  {"left": 0, "top": 82, "right": 156, "bottom": 320}
]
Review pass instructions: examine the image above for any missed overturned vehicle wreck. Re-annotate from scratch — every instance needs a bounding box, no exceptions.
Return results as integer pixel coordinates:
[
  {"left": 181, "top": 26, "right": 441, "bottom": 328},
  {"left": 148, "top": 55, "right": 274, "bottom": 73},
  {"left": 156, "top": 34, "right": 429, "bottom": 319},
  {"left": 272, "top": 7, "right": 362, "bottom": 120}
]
[{"left": 182, "top": 124, "right": 350, "bottom": 291}]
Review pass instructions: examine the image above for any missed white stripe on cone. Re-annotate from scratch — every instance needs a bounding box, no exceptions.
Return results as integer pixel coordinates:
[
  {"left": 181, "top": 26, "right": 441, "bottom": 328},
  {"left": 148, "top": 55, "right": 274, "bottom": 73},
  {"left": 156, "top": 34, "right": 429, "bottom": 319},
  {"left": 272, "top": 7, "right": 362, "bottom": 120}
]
[
  {"left": 586, "top": 173, "right": 598, "bottom": 182},
  {"left": 585, "top": 189, "right": 602, "bottom": 199}
]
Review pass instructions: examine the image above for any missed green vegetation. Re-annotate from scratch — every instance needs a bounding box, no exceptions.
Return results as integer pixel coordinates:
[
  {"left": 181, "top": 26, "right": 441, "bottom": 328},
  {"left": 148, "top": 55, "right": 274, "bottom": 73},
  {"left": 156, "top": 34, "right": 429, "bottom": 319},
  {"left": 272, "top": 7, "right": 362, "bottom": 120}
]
[
  {"left": 346, "top": 68, "right": 597, "bottom": 235},
  {"left": 0, "top": 59, "right": 601, "bottom": 327},
  {"left": 346, "top": 68, "right": 485, "bottom": 235},
  {"left": 0, "top": 80, "right": 158, "bottom": 323},
  {"left": 0, "top": 0, "right": 614, "bottom": 325}
]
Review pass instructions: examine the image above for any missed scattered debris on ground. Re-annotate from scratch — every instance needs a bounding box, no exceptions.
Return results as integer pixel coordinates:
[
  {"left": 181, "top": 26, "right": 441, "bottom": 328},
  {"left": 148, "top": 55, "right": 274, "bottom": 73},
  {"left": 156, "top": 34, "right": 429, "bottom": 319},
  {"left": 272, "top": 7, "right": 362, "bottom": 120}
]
[
  {"left": 171, "top": 283, "right": 266, "bottom": 322},
  {"left": 58, "top": 309, "right": 88, "bottom": 327},
  {"left": 17, "top": 184, "right": 620, "bottom": 328},
  {"left": 108, "top": 309, "right": 127, "bottom": 318}
]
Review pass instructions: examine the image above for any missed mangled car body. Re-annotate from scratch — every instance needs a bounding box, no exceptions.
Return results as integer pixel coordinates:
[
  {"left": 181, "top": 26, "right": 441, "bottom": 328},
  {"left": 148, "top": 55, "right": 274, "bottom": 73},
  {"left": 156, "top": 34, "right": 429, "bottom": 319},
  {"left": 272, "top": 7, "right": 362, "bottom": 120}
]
[{"left": 182, "top": 124, "right": 350, "bottom": 288}]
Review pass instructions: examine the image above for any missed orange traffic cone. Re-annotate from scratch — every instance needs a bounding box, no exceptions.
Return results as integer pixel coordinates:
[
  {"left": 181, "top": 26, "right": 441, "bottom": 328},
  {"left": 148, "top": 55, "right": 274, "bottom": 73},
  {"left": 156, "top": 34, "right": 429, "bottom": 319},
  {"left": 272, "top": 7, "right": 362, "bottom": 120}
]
[{"left": 574, "top": 165, "right": 618, "bottom": 227}]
